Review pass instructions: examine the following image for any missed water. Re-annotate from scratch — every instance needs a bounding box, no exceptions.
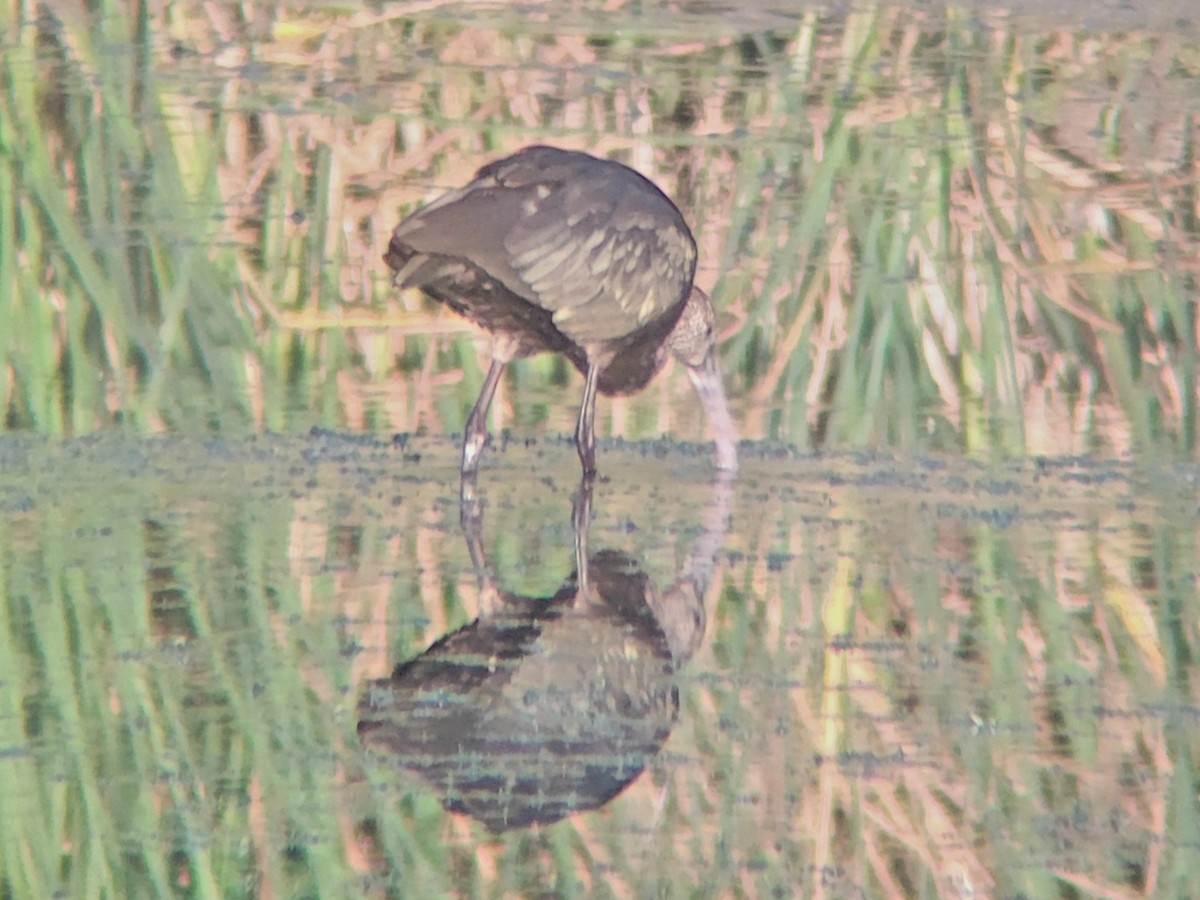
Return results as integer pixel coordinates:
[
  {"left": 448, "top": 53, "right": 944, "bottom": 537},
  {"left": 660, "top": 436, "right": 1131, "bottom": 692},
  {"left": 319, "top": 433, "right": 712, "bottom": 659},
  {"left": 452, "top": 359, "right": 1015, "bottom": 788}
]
[{"left": 2, "top": 432, "right": 1197, "bottom": 896}]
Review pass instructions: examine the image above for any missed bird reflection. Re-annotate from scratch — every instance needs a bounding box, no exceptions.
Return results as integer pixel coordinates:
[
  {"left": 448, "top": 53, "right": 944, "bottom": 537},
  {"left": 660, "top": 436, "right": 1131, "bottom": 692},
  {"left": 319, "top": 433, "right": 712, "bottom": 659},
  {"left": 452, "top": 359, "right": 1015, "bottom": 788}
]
[{"left": 356, "top": 475, "right": 731, "bottom": 833}]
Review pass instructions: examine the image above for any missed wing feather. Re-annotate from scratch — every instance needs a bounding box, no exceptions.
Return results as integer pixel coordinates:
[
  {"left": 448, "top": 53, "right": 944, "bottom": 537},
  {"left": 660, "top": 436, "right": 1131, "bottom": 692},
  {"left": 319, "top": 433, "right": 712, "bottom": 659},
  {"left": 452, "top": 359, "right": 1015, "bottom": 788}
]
[{"left": 505, "top": 179, "right": 697, "bottom": 343}]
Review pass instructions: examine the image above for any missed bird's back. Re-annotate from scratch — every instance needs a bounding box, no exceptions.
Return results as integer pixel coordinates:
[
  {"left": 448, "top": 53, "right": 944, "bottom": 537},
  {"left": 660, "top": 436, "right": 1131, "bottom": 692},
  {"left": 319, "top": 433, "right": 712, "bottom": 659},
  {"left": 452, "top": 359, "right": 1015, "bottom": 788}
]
[{"left": 385, "top": 146, "right": 698, "bottom": 360}]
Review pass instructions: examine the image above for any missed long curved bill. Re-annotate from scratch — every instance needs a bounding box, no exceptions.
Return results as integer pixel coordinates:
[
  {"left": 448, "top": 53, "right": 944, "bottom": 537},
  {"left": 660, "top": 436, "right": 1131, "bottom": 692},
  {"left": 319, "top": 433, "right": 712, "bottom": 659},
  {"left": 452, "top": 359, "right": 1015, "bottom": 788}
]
[{"left": 687, "top": 349, "right": 739, "bottom": 472}]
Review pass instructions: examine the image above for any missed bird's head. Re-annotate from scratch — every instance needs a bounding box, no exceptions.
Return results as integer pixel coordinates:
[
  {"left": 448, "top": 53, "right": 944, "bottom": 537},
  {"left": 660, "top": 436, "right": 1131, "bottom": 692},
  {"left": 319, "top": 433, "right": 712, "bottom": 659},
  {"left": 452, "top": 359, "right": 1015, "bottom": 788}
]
[{"left": 668, "top": 288, "right": 739, "bottom": 472}]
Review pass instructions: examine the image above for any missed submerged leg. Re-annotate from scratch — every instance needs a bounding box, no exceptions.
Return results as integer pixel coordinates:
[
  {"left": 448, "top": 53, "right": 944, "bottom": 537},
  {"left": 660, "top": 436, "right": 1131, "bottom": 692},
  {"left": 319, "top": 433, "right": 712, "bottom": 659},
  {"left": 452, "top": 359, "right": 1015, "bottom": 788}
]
[
  {"left": 572, "top": 474, "right": 595, "bottom": 598},
  {"left": 462, "top": 357, "right": 507, "bottom": 475},
  {"left": 459, "top": 476, "right": 501, "bottom": 614},
  {"left": 575, "top": 362, "right": 602, "bottom": 477}
]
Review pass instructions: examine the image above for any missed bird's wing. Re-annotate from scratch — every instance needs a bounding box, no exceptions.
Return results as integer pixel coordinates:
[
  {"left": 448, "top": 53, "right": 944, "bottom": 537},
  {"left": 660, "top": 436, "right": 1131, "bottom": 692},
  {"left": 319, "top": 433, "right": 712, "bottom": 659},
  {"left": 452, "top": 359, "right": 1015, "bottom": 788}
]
[
  {"left": 391, "top": 147, "right": 698, "bottom": 345},
  {"left": 503, "top": 178, "right": 698, "bottom": 344},
  {"left": 388, "top": 182, "right": 533, "bottom": 297}
]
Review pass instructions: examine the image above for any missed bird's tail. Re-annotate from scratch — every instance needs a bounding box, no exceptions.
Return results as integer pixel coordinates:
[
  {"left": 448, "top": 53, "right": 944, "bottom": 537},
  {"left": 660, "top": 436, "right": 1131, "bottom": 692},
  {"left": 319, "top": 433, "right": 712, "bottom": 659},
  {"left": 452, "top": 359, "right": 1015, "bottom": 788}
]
[{"left": 383, "top": 236, "right": 426, "bottom": 287}]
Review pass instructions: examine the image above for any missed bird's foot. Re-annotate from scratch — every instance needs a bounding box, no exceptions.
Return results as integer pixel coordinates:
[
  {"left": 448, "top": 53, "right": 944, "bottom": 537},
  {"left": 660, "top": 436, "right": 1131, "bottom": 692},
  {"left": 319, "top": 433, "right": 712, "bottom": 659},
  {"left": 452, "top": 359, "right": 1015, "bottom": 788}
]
[{"left": 461, "top": 432, "right": 489, "bottom": 476}]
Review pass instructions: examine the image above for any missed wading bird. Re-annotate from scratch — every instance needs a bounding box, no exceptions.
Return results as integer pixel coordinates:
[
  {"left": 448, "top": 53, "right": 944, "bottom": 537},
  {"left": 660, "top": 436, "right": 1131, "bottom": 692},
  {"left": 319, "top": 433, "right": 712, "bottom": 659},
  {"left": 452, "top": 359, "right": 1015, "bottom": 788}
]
[{"left": 384, "top": 145, "right": 737, "bottom": 476}]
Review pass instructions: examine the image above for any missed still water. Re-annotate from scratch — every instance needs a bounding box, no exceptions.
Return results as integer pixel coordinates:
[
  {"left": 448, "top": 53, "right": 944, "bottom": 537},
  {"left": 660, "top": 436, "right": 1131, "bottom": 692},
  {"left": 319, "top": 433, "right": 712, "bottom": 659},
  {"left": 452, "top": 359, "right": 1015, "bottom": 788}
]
[
  {"left": 1, "top": 0, "right": 1199, "bottom": 898},
  {"left": 2, "top": 433, "right": 1197, "bottom": 897}
]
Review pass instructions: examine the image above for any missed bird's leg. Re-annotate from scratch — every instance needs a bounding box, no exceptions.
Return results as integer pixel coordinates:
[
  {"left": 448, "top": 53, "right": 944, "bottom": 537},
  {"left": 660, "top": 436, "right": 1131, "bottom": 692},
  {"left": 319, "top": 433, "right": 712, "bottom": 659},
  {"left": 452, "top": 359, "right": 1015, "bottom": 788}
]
[
  {"left": 460, "top": 481, "right": 487, "bottom": 582},
  {"left": 456, "top": 464, "right": 509, "bottom": 618},
  {"left": 571, "top": 474, "right": 595, "bottom": 598},
  {"left": 459, "top": 469, "right": 484, "bottom": 542},
  {"left": 462, "top": 357, "right": 507, "bottom": 476},
  {"left": 575, "top": 362, "right": 602, "bottom": 477},
  {"left": 459, "top": 477, "right": 504, "bottom": 616}
]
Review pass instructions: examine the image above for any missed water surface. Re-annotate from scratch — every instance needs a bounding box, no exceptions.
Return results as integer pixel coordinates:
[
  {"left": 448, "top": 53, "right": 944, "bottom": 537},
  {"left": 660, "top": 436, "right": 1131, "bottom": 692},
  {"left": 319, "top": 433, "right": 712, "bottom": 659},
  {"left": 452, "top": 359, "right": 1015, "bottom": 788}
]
[{"left": 2, "top": 433, "right": 1197, "bottom": 896}]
